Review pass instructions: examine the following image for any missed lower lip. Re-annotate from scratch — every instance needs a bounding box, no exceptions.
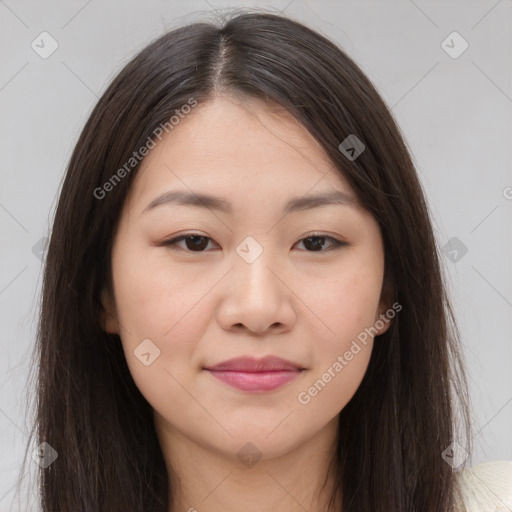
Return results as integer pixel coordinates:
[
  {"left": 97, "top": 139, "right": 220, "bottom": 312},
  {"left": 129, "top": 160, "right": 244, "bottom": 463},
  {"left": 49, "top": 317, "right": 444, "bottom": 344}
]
[{"left": 205, "top": 369, "right": 302, "bottom": 392}]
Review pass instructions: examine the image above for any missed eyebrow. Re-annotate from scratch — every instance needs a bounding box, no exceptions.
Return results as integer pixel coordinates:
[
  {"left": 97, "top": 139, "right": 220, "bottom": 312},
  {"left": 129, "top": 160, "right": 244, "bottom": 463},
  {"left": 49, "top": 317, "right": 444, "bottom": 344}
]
[{"left": 141, "top": 189, "right": 357, "bottom": 216}]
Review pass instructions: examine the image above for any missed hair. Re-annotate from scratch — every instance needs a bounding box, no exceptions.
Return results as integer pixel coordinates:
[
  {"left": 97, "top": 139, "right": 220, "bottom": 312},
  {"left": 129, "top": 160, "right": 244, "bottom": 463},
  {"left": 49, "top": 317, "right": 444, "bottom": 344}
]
[{"left": 15, "top": 8, "right": 471, "bottom": 512}]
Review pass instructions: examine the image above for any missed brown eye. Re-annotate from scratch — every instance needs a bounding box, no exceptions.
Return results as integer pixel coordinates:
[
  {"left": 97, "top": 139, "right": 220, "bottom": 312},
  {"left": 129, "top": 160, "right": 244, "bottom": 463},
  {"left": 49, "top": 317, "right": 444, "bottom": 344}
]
[
  {"left": 295, "top": 235, "right": 345, "bottom": 252},
  {"left": 161, "top": 234, "right": 216, "bottom": 252}
]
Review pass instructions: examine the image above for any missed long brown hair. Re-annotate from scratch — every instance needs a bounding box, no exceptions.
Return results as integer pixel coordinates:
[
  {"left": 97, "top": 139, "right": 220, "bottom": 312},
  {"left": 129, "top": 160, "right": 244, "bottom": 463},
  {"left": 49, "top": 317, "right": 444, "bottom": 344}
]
[{"left": 16, "top": 9, "right": 471, "bottom": 511}]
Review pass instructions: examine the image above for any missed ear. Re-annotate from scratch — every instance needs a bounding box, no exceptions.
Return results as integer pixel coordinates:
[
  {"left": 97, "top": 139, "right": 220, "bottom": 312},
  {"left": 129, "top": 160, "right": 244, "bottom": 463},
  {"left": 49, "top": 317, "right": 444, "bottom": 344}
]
[
  {"left": 374, "top": 299, "right": 392, "bottom": 336},
  {"left": 100, "top": 286, "right": 120, "bottom": 335},
  {"left": 373, "top": 272, "right": 396, "bottom": 337}
]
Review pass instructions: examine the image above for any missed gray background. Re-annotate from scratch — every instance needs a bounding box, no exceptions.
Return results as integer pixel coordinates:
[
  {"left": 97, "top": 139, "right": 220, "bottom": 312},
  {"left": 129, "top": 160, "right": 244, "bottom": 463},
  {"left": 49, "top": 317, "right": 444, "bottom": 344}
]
[{"left": 1, "top": 0, "right": 511, "bottom": 510}]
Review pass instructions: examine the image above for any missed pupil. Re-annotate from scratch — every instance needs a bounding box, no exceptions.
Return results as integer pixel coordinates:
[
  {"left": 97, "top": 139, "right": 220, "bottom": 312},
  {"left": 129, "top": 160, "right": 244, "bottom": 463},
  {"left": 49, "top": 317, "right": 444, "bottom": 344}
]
[
  {"left": 187, "top": 236, "right": 207, "bottom": 251},
  {"left": 306, "top": 236, "right": 324, "bottom": 251}
]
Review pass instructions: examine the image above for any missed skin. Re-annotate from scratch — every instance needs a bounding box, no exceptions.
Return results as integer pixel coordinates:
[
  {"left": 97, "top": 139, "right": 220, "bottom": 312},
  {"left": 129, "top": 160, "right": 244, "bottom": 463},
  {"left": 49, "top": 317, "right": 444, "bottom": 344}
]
[{"left": 101, "top": 95, "right": 391, "bottom": 512}]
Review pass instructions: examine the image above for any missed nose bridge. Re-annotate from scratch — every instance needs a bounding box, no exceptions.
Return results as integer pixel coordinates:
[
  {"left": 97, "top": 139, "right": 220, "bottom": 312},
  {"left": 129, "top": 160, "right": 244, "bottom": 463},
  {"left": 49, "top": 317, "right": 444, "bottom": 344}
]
[
  {"left": 216, "top": 235, "right": 295, "bottom": 334},
  {"left": 233, "top": 235, "right": 280, "bottom": 299}
]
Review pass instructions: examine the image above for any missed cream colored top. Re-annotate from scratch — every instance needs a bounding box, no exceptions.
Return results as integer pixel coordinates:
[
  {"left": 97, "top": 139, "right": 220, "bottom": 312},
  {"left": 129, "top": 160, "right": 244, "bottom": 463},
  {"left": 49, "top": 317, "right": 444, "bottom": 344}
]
[{"left": 455, "top": 461, "right": 512, "bottom": 511}]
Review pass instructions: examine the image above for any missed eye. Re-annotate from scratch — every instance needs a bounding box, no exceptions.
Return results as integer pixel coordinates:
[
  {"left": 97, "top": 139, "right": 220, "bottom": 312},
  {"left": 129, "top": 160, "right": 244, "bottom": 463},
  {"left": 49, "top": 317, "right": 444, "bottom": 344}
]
[
  {"left": 293, "top": 234, "right": 346, "bottom": 252},
  {"left": 160, "top": 233, "right": 346, "bottom": 253},
  {"left": 161, "top": 234, "right": 218, "bottom": 252}
]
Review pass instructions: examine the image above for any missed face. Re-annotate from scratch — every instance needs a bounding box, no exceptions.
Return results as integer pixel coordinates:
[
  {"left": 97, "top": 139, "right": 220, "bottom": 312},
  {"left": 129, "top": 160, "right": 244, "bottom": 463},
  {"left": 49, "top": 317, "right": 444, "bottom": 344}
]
[{"left": 101, "top": 95, "right": 390, "bottom": 463}]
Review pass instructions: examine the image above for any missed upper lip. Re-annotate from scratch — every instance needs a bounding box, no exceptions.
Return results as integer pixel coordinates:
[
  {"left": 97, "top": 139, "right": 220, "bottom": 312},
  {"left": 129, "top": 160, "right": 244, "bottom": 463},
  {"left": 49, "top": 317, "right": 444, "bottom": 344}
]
[{"left": 204, "top": 356, "right": 305, "bottom": 372}]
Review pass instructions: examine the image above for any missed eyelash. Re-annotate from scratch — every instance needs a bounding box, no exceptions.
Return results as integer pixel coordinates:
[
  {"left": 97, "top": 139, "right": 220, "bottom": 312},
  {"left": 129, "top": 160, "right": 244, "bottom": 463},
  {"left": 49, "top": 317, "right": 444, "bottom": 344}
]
[{"left": 159, "top": 232, "right": 347, "bottom": 253}]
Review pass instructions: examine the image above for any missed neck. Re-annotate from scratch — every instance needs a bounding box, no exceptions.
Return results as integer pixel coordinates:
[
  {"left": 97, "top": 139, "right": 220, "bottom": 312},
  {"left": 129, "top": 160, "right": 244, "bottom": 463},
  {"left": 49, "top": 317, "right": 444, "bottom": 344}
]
[{"left": 155, "top": 415, "right": 342, "bottom": 512}]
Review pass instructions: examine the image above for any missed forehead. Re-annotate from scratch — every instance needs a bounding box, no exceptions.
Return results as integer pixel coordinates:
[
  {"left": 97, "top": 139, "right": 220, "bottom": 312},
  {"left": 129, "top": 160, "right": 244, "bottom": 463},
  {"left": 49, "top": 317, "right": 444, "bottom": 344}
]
[{"left": 126, "top": 95, "right": 356, "bottom": 213}]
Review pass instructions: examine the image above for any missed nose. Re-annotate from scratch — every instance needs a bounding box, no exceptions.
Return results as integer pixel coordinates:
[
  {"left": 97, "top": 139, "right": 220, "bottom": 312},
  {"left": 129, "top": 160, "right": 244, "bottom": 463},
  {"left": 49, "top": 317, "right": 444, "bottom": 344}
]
[{"left": 216, "top": 249, "right": 297, "bottom": 335}]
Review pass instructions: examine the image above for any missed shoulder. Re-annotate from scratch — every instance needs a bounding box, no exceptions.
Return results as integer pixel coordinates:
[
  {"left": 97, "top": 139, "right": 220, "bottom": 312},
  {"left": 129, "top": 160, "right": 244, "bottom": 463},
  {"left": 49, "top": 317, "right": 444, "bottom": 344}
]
[{"left": 454, "top": 460, "right": 512, "bottom": 512}]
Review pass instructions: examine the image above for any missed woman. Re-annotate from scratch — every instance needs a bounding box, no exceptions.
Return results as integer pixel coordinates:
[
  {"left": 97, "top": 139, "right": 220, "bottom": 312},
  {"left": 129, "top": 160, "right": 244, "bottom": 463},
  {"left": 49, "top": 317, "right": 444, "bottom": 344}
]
[{"left": 16, "top": 10, "right": 511, "bottom": 512}]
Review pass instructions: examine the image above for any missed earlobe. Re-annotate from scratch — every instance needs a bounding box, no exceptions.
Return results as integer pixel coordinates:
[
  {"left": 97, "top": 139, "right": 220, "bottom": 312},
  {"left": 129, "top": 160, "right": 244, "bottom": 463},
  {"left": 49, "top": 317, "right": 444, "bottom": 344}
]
[
  {"left": 374, "top": 305, "right": 392, "bottom": 336},
  {"left": 100, "top": 287, "right": 120, "bottom": 335},
  {"left": 374, "top": 271, "right": 396, "bottom": 336}
]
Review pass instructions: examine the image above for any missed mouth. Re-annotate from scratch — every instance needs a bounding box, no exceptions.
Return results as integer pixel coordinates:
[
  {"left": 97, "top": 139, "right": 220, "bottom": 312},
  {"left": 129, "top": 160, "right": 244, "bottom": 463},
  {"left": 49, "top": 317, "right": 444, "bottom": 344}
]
[
  {"left": 204, "top": 368, "right": 304, "bottom": 392},
  {"left": 203, "top": 355, "right": 306, "bottom": 393}
]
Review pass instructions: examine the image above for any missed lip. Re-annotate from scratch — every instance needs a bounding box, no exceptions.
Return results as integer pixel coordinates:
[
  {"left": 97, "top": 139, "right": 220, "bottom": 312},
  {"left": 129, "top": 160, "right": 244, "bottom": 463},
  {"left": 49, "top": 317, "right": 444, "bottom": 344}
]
[
  {"left": 203, "top": 356, "right": 306, "bottom": 393},
  {"left": 204, "top": 356, "right": 305, "bottom": 372}
]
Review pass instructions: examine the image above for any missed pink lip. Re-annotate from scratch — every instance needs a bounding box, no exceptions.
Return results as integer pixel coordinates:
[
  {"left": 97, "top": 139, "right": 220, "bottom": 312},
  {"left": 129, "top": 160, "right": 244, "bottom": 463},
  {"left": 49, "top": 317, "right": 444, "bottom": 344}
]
[
  {"left": 206, "top": 369, "right": 302, "bottom": 392},
  {"left": 204, "top": 356, "right": 305, "bottom": 392}
]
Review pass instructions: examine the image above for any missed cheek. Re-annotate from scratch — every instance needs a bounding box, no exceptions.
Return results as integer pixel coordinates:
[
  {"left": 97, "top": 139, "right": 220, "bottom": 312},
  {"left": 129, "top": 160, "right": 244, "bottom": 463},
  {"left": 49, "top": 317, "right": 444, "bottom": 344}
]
[
  {"left": 296, "top": 341, "right": 372, "bottom": 430},
  {"left": 311, "top": 252, "right": 384, "bottom": 341},
  {"left": 112, "top": 240, "right": 208, "bottom": 339},
  {"left": 112, "top": 260, "right": 213, "bottom": 420},
  {"left": 298, "top": 276, "right": 377, "bottom": 415},
  {"left": 110, "top": 243, "right": 214, "bottom": 391},
  {"left": 297, "top": 254, "right": 381, "bottom": 411}
]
